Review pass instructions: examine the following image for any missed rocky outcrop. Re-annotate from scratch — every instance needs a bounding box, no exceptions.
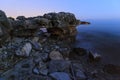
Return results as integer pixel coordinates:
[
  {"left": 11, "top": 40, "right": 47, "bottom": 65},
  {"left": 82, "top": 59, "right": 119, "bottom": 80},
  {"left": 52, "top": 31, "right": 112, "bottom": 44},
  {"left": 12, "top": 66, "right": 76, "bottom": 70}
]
[
  {"left": 80, "top": 21, "right": 90, "bottom": 24},
  {"left": 0, "top": 10, "right": 118, "bottom": 80}
]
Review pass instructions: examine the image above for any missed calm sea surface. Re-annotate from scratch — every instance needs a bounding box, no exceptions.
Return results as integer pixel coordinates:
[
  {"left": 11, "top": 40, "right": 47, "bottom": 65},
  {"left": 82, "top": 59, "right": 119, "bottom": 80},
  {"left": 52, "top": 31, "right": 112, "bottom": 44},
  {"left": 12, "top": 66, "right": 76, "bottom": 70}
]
[{"left": 76, "top": 20, "right": 120, "bottom": 65}]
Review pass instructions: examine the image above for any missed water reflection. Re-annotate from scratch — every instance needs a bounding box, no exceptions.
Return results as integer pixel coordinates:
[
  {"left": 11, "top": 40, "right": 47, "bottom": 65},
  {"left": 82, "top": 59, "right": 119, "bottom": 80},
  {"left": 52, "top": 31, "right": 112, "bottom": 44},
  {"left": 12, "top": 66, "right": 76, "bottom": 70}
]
[{"left": 76, "top": 20, "right": 120, "bottom": 65}]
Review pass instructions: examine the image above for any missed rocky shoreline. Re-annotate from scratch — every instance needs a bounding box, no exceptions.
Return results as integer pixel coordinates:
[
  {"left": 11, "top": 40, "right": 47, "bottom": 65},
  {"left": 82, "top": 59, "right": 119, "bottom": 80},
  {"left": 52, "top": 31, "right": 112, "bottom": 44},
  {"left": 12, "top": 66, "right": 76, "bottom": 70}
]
[{"left": 0, "top": 10, "right": 120, "bottom": 80}]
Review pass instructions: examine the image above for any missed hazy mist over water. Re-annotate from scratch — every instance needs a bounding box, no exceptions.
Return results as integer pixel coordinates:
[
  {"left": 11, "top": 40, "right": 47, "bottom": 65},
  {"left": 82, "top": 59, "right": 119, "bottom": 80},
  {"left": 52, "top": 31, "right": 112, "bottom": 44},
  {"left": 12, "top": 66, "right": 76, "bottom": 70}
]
[{"left": 76, "top": 19, "right": 120, "bottom": 65}]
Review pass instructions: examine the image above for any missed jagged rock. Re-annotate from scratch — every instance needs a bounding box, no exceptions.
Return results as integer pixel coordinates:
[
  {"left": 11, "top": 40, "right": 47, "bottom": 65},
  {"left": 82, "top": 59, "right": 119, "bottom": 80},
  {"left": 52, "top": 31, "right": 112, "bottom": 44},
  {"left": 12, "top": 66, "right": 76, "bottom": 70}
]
[
  {"left": 44, "top": 12, "right": 78, "bottom": 26},
  {"left": 0, "top": 10, "right": 12, "bottom": 45},
  {"left": 49, "top": 72, "right": 71, "bottom": 80},
  {"left": 48, "top": 60, "right": 71, "bottom": 73},
  {"left": 34, "top": 18, "right": 49, "bottom": 26},
  {"left": 24, "top": 19, "right": 39, "bottom": 29},
  {"left": 89, "top": 51, "right": 101, "bottom": 62},
  {"left": 49, "top": 50, "right": 64, "bottom": 60},
  {"left": 16, "top": 43, "right": 32, "bottom": 57},
  {"left": 16, "top": 16, "right": 26, "bottom": 21}
]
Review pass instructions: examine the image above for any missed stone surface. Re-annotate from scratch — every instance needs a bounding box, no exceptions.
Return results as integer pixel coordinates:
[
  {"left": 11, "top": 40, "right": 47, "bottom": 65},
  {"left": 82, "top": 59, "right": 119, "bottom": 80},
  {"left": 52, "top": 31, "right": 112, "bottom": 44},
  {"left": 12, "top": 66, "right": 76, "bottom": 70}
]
[
  {"left": 32, "top": 67, "right": 40, "bottom": 75},
  {"left": 49, "top": 50, "right": 64, "bottom": 60},
  {"left": 16, "top": 43, "right": 32, "bottom": 57},
  {"left": 49, "top": 72, "right": 71, "bottom": 80},
  {"left": 48, "top": 60, "right": 71, "bottom": 73},
  {"left": 75, "top": 70, "right": 87, "bottom": 80},
  {"left": 30, "top": 41, "right": 42, "bottom": 51},
  {"left": 0, "top": 10, "right": 12, "bottom": 45},
  {"left": 39, "top": 68, "right": 48, "bottom": 76}
]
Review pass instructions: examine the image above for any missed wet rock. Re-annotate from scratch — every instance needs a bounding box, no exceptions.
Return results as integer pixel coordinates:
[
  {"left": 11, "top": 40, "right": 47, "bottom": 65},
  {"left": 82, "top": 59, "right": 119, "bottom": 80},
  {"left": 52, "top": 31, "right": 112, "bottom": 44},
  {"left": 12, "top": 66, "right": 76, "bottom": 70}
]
[
  {"left": 49, "top": 72, "right": 71, "bottom": 80},
  {"left": 44, "top": 12, "right": 78, "bottom": 26},
  {"left": 73, "top": 48, "right": 87, "bottom": 56},
  {"left": 49, "top": 50, "right": 64, "bottom": 60},
  {"left": 48, "top": 60, "right": 71, "bottom": 73},
  {"left": 103, "top": 64, "right": 120, "bottom": 75},
  {"left": 89, "top": 51, "right": 101, "bottom": 62},
  {"left": 16, "top": 43, "right": 32, "bottom": 57}
]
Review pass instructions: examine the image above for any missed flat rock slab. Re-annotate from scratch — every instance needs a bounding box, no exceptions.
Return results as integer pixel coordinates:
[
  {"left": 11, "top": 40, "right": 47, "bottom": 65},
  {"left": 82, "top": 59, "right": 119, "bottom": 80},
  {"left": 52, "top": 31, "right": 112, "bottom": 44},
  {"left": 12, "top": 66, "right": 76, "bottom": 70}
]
[
  {"left": 48, "top": 60, "right": 71, "bottom": 73},
  {"left": 49, "top": 72, "right": 71, "bottom": 80}
]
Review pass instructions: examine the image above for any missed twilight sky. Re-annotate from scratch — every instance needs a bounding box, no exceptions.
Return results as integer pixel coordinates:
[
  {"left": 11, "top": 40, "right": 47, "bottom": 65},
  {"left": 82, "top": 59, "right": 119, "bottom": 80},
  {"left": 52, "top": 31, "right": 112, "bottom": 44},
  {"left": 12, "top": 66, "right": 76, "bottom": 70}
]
[{"left": 0, "top": 0, "right": 120, "bottom": 20}]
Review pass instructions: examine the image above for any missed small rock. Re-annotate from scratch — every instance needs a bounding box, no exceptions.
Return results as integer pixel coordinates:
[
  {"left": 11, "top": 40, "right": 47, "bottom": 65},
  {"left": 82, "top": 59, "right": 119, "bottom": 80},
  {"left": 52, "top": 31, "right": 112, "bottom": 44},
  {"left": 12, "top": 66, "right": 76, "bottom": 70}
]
[
  {"left": 41, "top": 53, "right": 49, "bottom": 62},
  {"left": 31, "top": 41, "right": 42, "bottom": 50},
  {"left": 49, "top": 72, "right": 71, "bottom": 80},
  {"left": 32, "top": 67, "right": 39, "bottom": 75},
  {"left": 40, "top": 28, "right": 47, "bottom": 33},
  {"left": 75, "top": 70, "right": 87, "bottom": 80},
  {"left": 49, "top": 50, "right": 64, "bottom": 60},
  {"left": 91, "top": 70, "right": 98, "bottom": 77},
  {"left": 39, "top": 69, "right": 48, "bottom": 76},
  {"left": 48, "top": 60, "right": 71, "bottom": 73},
  {"left": 32, "top": 37, "right": 39, "bottom": 42},
  {"left": 89, "top": 51, "right": 101, "bottom": 62},
  {"left": 16, "top": 43, "right": 32, "bottom": 57}
]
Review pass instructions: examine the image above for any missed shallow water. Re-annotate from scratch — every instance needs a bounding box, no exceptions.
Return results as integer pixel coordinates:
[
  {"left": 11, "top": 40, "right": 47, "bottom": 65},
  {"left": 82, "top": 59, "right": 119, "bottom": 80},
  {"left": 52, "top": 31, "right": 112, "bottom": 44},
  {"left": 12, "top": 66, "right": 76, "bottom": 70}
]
[{"left": 76, "top": 19, "right": 120, "bottom": 65}]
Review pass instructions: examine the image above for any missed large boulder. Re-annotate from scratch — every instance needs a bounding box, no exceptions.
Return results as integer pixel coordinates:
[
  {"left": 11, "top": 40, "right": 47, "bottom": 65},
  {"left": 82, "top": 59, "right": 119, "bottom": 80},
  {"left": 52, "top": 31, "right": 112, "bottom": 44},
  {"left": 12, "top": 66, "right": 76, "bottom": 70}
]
[{"left": 0, "top": 10, "right": 12, "bottom": 45}]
